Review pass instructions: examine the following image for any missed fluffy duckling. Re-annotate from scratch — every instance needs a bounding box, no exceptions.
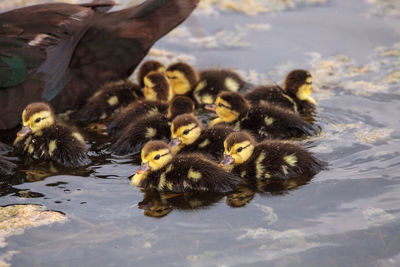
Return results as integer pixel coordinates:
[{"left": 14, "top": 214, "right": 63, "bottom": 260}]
[
  {"left": 143, "top": 72, "right": 172, "bottom": 102},
  {"left": 110, "top": 96, "right": 195, "bottom": 154},
  {"left": 245, "top": 70, "right": 317, "bottom": 114},
  {"left": 193, "top": 69, "right": 251, "bottom": 105},
  {"left": 221, "top": 131, "right": 326, "bottom": 181},
  {"left": 207, "top": 92, "right": 317, "bottom": 139},
  {"left": 14, "top": 103, "right": 89, "bottom": 167},
  {"left": 169, "top": 114, "right": 234, "bottom": 160},
  {"left": 107, "top": 100, "right": 168, "bottom": 137},
  {"left": 106, "top": 72, "right": 174, "bottom": 136},
  {"left": 73, "top": 80, "right": 142, "bottom": 122},
  {"left": 137, "top": 60, "right": 165, "bottom": 88},
  {"left": 131, "top": 140, "right": 241, "bottom": 193},
  {"left": 166, "top": 62, "right": 199, "bottom": 97}
]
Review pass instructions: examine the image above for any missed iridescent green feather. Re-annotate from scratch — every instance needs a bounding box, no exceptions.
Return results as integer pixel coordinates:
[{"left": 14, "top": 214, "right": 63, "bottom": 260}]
[{"left": 0, "top": 55, "right": 27, "bottom": 88}]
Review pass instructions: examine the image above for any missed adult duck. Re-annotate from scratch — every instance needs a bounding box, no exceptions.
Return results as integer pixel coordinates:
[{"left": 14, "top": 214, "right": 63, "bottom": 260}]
[{"left": 0, "top": 0, "right": 199, "bottom": 130}]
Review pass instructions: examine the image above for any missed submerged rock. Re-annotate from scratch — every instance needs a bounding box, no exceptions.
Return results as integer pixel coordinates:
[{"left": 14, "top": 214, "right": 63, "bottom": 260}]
[{"left": 0, "top": 205, "right": 66, "bottom": 266}]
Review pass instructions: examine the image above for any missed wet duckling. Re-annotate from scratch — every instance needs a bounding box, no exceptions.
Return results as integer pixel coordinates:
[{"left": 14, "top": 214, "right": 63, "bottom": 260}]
[
  {"left": 193, "top": 69, "right": 251, "bottom": 105},
  {"left": 14, "top": 102, "right": 89, "bottom": 167},
  {"left": 110, "top": 96, "right": 195, "bottom": 154},
  {"left": 220, "top": 131, "right": 326, "bottom": 181},
  {"left": 106, "top": 72, "right": 174, "bottom": 136},
  {"left": 73, "top": 80, "right": 142, "bottom": 122},
  {"left": 131, "top": 140, "right": 241, "bottom": 193},
  {"left": 169, "top": 114, "right": 234, "bottom": 160},
  {"left": 245, "top": 70, "right": 317, "bottom": 114},
  {"left": 166, "top": 62, "right": 199, "bottom": 97},
  {"left": 207, "top": 92, "right": 317, "bottom": 139},
  {"left": 137, "top": 60, "right": 165, "bottom": 88}
]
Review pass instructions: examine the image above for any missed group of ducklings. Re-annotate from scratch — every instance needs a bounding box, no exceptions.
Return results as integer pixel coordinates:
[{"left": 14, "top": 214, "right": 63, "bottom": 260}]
[{"left": 9, "top": 59, "right": 326, "bottom": 195}]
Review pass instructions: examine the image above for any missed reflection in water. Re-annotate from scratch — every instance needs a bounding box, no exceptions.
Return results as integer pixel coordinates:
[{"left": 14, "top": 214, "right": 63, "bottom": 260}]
[
  {"left": 227, "top": 174, "right": 314, "bottom": 208},
  {"left": 138, "top": 190, "right": 225, "bottom": 218},
  {"left": 139, "top": 173, "right": 315, "bottom": 217}
]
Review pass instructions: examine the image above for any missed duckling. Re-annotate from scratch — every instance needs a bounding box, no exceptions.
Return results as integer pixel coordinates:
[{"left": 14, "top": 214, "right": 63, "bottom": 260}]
[
  {"left": 144, "top": 72, "right": 172, "bottom": 102},
  {"left": 107, "top": 101, "right": 168, "bottom": 137},
  {"left": 131, "top": 140, "right": 241, "bottom": 193},
  {"left": 110, "top": 96, "right": 195, "bottom": 154},
  {"left": 166, "top": 62, "right": 199, "bottom": 97},
  {"left": 72, "top": 80, "right": 142, "bottom": 122},
  {"left": 152, "top": 63, "right": 200, "bottom": 111},
  {"left": 244, "top": 69, "right": 317, "bottom": 115},
  {"left": 207, "top": 92, "right": 317, "bottom": 139},
  {"left": 220, "top": 131, "right": 326, "bottom": 181},
  {"left": 14, "top": 102, "right": 89, "bottom": 167},
  {"left": 193, "top": 69, "right": 251, "bottom": 105},
  {"left": 106, "top": 72, "right": 174, "bottom": 137},
  {"left": 137, "top": 60, "right": 165, "bottom": 88},
  {"left": 169, "top": 114, "right": 234, "bottom": 160}
]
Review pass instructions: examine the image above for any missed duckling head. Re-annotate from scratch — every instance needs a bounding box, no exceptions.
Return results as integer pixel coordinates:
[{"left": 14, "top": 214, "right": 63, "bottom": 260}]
[
  {"left": 207, "top": 92, "right": 250, "bottom": 126},
  {"left": 17, "top": 102, "right": 55, "bottom": 137},
  {"left": 137, "top": 60, "right": 165, "bottom": 88},
  {"left": 167, "top": 96, "right": 195, "bottom": 120},
  {"left": 131, "top": 141, "right": 173, "bottom": 187},
  {"left": 166, "top": 62, "right": 199, "bottom": 96},
  {"left": 143, "top": 72, "right": 171, "bottom": 102},
  {"left": 169, "top": 114, "right": 202, "bottom": 153},
  {"left": 221, "top": 131, "right": 255, "bottom": 167},
  {"left": 283, "top": 69, "right": 317, "bottom": 106}
]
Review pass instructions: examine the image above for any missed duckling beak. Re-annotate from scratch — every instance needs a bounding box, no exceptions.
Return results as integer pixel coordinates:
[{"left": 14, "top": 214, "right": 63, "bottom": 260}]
[
  {"left": 220, "top": 154, "right": 234, "bottom": 166},
  {"left": 204, "top": 104, "right": 217, "bottom": 113},
  {"left": 168, "top": 138, "right": 181, "bottom": 149},
  {"left": 136, "top": 162, "right": 151, "bottom": 174},
  {"left": 17, "top": 126, "right": 32, "bottom": 137}
]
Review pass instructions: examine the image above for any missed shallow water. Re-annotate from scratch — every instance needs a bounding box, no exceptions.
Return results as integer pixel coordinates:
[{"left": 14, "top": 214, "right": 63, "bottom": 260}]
[{"left": 1, "top": 0, "right": 400, "bottom": 266}]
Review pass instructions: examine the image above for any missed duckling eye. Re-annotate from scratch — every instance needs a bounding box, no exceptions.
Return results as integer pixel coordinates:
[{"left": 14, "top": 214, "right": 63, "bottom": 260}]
[
  {"left": 34, "top": 117, "right": 41, "bottom": 123},
  {"left": 218, "top": 103, "right": 224, "bottom": 107},
  {"left": 236, "top": 147, "right": 243, "bottom": 153},
  {"left": 154, "top": 154, "right": 161, "bottom": 160},
  {"left": 183, "top": 129, "right": 190, "bottom": 135}
]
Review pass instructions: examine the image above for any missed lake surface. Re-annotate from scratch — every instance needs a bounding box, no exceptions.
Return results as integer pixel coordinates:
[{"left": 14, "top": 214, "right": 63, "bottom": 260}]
[{"left": 1, "top": 0, "right": 400, "bottom": 266}]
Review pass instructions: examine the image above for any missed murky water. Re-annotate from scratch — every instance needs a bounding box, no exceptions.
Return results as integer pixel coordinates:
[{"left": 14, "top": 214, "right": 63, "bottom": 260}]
[{"left": 1, "top": 0, "right": 400, "bottom": 266}]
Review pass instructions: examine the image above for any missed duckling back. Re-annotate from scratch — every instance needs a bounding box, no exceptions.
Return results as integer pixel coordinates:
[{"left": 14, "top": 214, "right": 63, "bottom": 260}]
[
  {"left": 110, "top": 114, "right": 170, "bottom": 154},
  {"left": 73, "top": 80, "right": 142, "bottom": 122},
  {"left": 233, "top": 140, "right": 326, "bottom": 181},
  {"left": 244, "top": 85, "right": 297, "bottom": 112},
  {"left": 240, "top": 104, "right": 318, "bottom": 139},
  {"left": 106, "top": 100, "right": 169, "bottom": 137},
  {"left": 141, "top": 153, "right": 241, "bottom": 193},
  {"left": 193, "top": 69, "right": 249, "bottom": 105}
]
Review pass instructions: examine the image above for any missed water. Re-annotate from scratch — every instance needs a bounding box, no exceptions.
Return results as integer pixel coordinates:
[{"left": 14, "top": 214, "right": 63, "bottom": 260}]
[{"left": 1, "top": 0, "right": 400, "bottom": 266}]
